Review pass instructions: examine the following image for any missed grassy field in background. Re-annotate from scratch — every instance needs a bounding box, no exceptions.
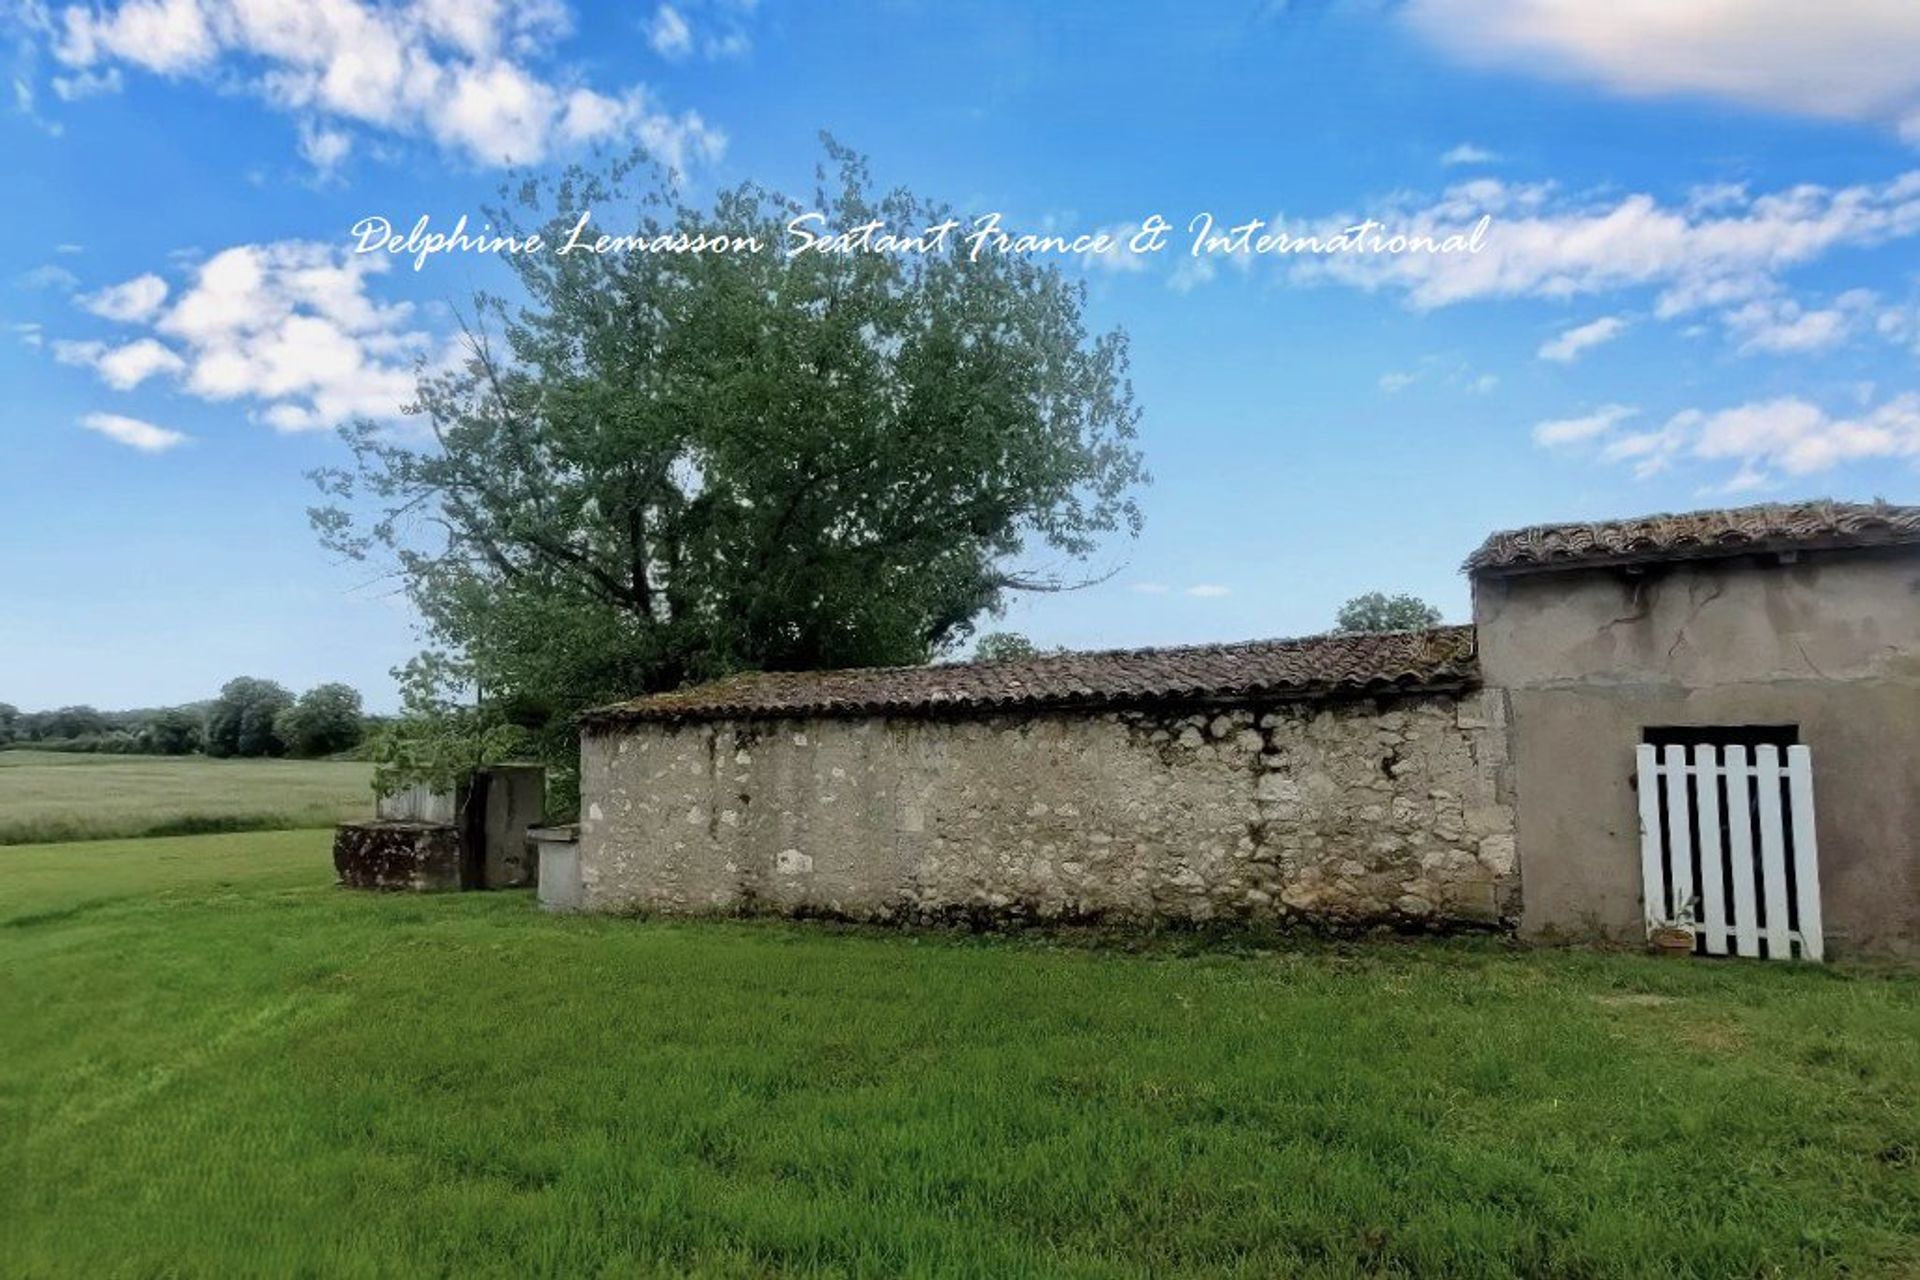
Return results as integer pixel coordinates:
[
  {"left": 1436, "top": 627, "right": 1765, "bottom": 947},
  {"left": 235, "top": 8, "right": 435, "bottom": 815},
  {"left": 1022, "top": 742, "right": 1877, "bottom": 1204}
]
[
  {"left": 4, "top": 831, "right": 1918, "bottom": 1276},
  {"left": 0, "top": 750, "right": 372, "bottom": 844}
]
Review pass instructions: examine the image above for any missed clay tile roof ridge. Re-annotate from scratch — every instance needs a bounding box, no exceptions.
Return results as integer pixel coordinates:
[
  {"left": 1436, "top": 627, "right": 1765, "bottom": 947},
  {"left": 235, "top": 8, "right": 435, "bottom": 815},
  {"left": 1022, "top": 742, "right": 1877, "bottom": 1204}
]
[{"left": 1465, "top": 498, "right": 1920, "bottom": 575}]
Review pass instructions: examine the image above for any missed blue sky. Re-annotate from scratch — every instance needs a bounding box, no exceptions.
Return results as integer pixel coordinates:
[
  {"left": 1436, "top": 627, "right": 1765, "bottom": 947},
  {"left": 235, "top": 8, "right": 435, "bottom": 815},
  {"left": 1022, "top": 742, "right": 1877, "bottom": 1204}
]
[{"left": 8, "top": 0, "right": 1920, "bottom": 711}]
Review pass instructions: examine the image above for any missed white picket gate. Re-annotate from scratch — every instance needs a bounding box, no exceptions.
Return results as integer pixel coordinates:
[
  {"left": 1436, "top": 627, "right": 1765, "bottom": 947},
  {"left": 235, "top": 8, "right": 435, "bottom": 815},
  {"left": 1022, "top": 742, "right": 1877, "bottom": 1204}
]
[{"left": 1635, "top": 743, "right": 1824, "bottom": 961}]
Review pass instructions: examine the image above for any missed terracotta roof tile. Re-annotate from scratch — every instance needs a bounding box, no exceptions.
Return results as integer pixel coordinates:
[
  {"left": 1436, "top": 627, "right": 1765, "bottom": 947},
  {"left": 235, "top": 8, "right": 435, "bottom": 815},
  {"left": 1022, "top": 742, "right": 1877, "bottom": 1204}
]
[
  {"left": 582, "top": 625, "right": 1478, "bottom": 725},
  {"left": 1466, "top": 500, "right": 1920, "bottom": 576}
]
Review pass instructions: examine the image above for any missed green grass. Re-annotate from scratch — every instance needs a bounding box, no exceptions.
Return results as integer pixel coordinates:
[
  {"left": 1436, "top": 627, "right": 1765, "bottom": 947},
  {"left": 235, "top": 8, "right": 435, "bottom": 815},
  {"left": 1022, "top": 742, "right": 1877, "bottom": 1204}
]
[
  {"left": 0, "top": 750, "right": 373, "bottom": 845},
  {"left": 4, "top": 831, "right": 1918, "bottom": 1277}
]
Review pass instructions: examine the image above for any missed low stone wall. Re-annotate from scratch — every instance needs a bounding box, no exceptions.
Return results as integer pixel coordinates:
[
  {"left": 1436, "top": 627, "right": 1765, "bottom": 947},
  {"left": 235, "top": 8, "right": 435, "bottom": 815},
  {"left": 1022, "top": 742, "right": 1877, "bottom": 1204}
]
[{"left": 578, "top": 690, "right": 1516, "bottom": 929}]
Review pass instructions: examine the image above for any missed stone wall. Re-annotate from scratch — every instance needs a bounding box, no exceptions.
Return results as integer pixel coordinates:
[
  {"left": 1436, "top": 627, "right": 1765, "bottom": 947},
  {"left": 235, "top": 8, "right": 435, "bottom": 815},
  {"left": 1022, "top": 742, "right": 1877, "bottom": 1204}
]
[{"left": 578, "top": 690, "right": 1516, "bottom": 929}]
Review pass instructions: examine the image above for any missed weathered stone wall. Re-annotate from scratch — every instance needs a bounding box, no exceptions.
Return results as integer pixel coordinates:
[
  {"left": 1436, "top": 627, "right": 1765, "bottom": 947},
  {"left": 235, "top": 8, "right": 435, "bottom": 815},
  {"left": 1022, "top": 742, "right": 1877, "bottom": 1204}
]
[{"left": 578, "top": 691, "right": 1515, "bottom": 929}]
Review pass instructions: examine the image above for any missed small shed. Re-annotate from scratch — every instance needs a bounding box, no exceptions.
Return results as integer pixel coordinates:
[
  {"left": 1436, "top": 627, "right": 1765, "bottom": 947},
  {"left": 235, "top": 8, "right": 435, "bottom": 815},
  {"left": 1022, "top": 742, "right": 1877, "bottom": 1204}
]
[{"left": 1469, "top": 499, "right": 1920, "bottom": 956}]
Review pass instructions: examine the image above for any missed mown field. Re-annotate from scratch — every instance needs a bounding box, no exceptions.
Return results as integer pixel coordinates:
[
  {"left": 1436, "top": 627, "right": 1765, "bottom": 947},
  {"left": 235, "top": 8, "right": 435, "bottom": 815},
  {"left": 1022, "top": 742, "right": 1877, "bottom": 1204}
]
[
  {"left": 0, "top": 750, "right": 372, "bottom": 844},
  {"left": 4, "top": 830, "right": 1918, "bottom": 1277}
]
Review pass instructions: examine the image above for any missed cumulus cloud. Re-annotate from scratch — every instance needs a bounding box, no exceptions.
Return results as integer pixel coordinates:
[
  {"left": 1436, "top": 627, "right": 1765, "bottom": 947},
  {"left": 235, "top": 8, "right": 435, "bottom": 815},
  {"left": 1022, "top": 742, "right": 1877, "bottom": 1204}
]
[
  {"left": 1404, "top": 0, "right": 1920, "bottom": 143},
  {"left": 1533, "top": 390, "right": 1920, "bottom": 486},
  {"left": 297, "top": 119, "right": 352, "bottom": 176},
  {"left": 647, "top": 4, "right": 692, "bottom": 58},
  {"left": 55, "top": 336, "right": 188, "bottom": 389},
  {"left": 1539, "top": 314, "right": 1627, "bottom": 362},
  {"left": 1186, "top": 584, "right": 1231, "bottom": 598},
  {"left": 1440, "top": 142, "right": 1499, "bottom": 166},
  {"left": 78, "top": 411, "right": 189, "bottom": 451},
  {"left": 79, "top": 272, "right": 167, "bottom": 322},
  {"left": 40, "top": 0, "right": 727, "bottom": 170},
  {"left": 56, "top": 241, "right": 439, "bottom": 431}
]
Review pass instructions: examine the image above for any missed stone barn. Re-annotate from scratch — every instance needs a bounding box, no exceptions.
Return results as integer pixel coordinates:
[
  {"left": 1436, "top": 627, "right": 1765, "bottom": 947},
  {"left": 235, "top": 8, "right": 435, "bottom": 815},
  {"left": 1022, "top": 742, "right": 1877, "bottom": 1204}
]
[{"left": 574, "top": 500, "right": 1920, "bottom": 957}]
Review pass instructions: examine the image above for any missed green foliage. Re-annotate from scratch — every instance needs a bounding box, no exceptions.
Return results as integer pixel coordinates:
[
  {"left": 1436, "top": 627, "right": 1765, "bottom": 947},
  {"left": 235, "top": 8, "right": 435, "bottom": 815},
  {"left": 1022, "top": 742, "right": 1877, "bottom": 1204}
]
[
  {"left": 139, "top": 707, "right": 203, "bottom": 756},
  {"left": 7, "top": 835, "right": 1920, "bottom": 1276},
  {"left": 204, "top": 678, "right": 294, "bottom": 759},
  {"left": 365, "top": 653, "right": 528, "bottom": 799},
  {"left": 0, "top": 702, "right": 205, "bottom": 753},
  {"left": 311, "top": 139, "right": 1146, "bottom": 774},
  {"left": 40, "top": 706, "right": 108, "bottom": 740},
  {"left": 972, "top": 631, "right": 1041, "bottom": 662},
  {"left": 273, "top": 683, "right": 365, "bottom": 759},
  {"left": 1334, "top": 591, "right": 1444, "bottom": 633}
]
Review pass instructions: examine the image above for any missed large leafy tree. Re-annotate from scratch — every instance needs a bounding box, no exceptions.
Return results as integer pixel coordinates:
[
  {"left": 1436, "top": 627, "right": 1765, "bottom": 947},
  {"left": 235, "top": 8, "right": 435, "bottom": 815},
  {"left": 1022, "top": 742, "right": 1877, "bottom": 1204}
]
[
  {"left": 313, "top": 142, "right": 1146, "bottom": 767},
  {"left": 1334, "top": 592, "right": 1443, "bottom": 634},
  {"left": 205, "top": 678, "right": 294, "bottom": 758},
  {"left": 274, "top": 683, "right": 366, "bottom": 758}
]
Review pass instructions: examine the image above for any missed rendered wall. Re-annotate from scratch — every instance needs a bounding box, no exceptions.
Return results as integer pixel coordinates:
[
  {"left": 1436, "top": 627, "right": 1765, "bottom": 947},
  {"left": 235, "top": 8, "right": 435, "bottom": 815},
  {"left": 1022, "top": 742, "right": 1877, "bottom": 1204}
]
[
  {"left": 1475, "top": 548, "right": 1920, "bottom": 955},
  {"left": 579, "top": 693, "right": 1516, "bottom": 929}
]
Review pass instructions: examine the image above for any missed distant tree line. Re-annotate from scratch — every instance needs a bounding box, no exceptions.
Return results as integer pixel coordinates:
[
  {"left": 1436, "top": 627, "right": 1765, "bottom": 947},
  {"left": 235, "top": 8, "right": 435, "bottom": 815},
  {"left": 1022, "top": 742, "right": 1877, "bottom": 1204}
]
[{"left": 0, "top": 679, "right": 372, "bottom": 759}]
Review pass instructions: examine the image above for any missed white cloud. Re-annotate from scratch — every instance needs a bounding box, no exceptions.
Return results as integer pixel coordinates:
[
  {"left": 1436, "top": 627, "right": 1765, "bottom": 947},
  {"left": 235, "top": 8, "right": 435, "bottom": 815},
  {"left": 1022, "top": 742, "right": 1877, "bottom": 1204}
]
[
  {"left": 78, "top": 411, "right": 189, "bottom": 451},
  {"left": 1532, "top": 390, "right": 1920, "bottom": 484},
  {"left": 55, "top": 240, "right": 438, "bottom": 431},
  {"left": 1539, "top": 314, "right": 1627, "bottom": 362},
  {"left": 1720, "top": 292, "right": 1879, "bottom": 355},
  {"left": 1378, "top": 356, "right": 1497, "bottom": 395},
  {"left": 297, "top": 119, "right": 352, "bottom": 176},
  {"left": 94, "top": 337, "right": 188, "bottom": 388},
  {"left": 647, "top": 4, "right": 692, "bottom": 58},
  {"left": 13, "top": 322, "right": 45, "bottom": 348},
  {"left": 1440, "top": 142, "right": 1499, "bottom": 166},
  {"left": 1532, "top": 403, "right": 1637, "bottom": 448},
  {"left": 1186, "top": 584, "right": 1231, "bottom": 598},
  {"left": 645, "top": 0, "right": 754, "bottom": 61},
  {"left": 1405, "top": 0, "right": 1920, "bottom": 143},
  {"left": 51, "top": 66, "right": 120, "bottom": 98},
  {"left": 40, "top": 0, "right": 728, "bottom": 170},
  {"left": 79, "top": 272, "right": 168, "bottom": 322},
  {"left": 1298, "top": 172, "right": 1920, "bottom": 314}
]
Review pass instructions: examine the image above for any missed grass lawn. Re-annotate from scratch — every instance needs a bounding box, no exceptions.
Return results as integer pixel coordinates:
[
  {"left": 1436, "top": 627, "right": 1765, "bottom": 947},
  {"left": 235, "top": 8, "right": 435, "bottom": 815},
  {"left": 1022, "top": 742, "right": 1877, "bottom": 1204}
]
[
  {"left": 0, "top": 750, "right": 373, "bottom": 845},
  {"left": 4, "top": 832, "right": 1918, "bottom": 1277}
]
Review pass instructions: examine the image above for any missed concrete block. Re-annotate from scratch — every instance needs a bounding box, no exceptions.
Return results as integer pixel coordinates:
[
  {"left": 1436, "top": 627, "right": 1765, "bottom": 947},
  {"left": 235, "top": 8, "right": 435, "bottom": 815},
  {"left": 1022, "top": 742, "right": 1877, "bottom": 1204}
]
[
  {"left": 333, "top": 821, "right": 463, "bottom": 891},
  {"left": 531, "top": 824, "right": 583, "bottom": 911}
]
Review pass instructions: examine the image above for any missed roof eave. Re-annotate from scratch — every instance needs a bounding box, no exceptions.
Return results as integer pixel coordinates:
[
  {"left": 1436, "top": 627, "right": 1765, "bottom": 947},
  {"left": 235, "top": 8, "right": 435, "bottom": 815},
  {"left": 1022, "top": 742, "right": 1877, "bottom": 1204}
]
[
  {"left": 579, "top": 670, "right": 1482, "bottom": 730},
  {"left": 1467, "top": 531, "right": 1920, "bottom": 578}
]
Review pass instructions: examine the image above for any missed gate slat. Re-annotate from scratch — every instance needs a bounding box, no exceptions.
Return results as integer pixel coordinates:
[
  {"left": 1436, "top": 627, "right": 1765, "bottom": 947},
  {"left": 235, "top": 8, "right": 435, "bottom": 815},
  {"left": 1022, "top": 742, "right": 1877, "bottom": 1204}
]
[
  {"left": 1693, "top": 744, "right": 1727, "bottom": 955},
  {"left": 1753, "top": 745, "right": 1793, "bottom": 959},
  {"left": 1635, "top": 745, "right": 1665, "bottom": 937},
  {"left": 1724, "top": 746, "right": 1761, "bottom": 958},
  {"left": 1661, "top": 744, "right": 1695, "bottom": 924},
  {"left": 1786, "top": 746, "right": 1823, "bottom": 962}
]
